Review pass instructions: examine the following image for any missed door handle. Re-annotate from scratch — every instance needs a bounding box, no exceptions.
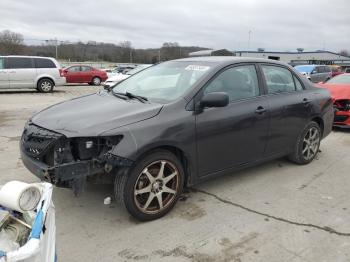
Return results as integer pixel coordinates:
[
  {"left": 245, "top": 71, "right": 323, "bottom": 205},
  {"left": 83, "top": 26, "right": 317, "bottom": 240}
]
[
  {"left": 302, "top": 98, "right": 310, "bottom": 105},
  {"left": 255, "top": 106, "right": 266, "bottom": 114}
]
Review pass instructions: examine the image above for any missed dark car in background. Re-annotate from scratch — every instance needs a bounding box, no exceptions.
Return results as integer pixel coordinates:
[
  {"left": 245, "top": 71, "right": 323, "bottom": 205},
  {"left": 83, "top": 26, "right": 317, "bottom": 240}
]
[
  {"left": 63, "top": 65, "right": 108, "bottom": 85},
  {"left": 20, "top": 57, "right": 333, "bottom": 221},
  {"left": 294, "top": 64, "right": 332, "bottom": 83}
]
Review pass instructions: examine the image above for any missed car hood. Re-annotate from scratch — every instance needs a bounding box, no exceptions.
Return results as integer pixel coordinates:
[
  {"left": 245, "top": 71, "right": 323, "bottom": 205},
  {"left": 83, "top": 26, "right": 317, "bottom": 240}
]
[
  {"left": 106, "top": 74, "right": 130, "bottom": 82},
  {"left": 317, "top": 83, "right": 350, "bottom": 100},
  {"left": 31, "top": 92, "right": 163, "bottom": 137}
]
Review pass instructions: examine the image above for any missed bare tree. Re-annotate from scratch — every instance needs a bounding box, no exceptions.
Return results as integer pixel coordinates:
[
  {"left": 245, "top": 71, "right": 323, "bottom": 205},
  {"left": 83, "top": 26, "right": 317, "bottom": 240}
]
[{"left": 0, "top": 30, "right": 24, "bottom": 55}]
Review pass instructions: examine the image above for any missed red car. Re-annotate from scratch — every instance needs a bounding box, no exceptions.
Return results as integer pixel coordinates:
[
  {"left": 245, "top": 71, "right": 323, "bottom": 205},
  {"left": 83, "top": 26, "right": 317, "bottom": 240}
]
[
  {"left": 63, "top": 65, "right": 108, "bottom": 85},
  {"left": 317, "top": 73, "right": 350, "bottom": 127}
]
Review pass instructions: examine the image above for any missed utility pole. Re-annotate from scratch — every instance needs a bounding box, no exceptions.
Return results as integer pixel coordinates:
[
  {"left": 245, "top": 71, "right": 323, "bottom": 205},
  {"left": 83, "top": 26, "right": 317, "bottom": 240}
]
[
  {"left": 158, "top": 50, "right": 161, "bottom": 62},
  {"left": 248, "top": 30, "right": 252, "bottom": 51},
  {"left": 54, "top": 38, "right": 58, "bottom": 59},
  {"left": 130, "top": 49, "right": 133, "bottom": 63}
]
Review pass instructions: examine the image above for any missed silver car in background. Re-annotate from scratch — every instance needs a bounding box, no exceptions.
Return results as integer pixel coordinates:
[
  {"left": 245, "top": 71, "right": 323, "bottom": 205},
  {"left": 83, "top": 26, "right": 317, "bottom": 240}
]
[
  {"left": 294, "top": 64, "right": 332, "bottom": 83},
  {"left": 0, "top": 56, "right": 66, "bottom": 92}
]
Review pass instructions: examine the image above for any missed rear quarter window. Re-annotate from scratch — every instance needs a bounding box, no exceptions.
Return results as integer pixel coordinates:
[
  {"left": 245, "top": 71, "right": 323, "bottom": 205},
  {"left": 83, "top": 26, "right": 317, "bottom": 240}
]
[{"left": 34, "top": 58, "right": 56, "bottom": 68}]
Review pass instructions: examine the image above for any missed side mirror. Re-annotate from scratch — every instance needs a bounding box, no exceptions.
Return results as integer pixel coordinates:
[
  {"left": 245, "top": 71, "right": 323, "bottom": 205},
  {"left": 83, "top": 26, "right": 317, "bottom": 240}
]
[
  {"left": 311, "top": 70, "right": 317, "bottom": 74},
  {"left": 63, "top": 69, "right": 68, "bottom": 74},
  {"left": 200, "top": 92, "right": 229, "bottom": 108}
]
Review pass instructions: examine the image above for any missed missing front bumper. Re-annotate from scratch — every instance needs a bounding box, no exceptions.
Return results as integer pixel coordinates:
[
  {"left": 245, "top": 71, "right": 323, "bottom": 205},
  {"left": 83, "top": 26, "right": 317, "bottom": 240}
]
[{"left": 20, "top": 146, "right": 133, "bottom": 195}]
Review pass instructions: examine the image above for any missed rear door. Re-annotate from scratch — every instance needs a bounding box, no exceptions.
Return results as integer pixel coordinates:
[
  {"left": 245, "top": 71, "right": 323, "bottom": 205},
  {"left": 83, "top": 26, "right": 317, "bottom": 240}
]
[
  {"left": 0, "top": 57, "right": 9, "bottom": 89},
  {"left": 8, "top": 57, "right": 37, "bottom": 88},
  {"left": 312, "top": 66, "right": 323, "bottom": 83},
  {"left": 80, "top": 66, "right": 93, "bottom": 82},
  {"left": 259, "top": 64, "right": 312, "bottom": 156},
  {"left": 34, "top": 57, "right": 58, "bottom": 76},
  {"left": 323, "top": 66, "right": 332, "bottom": 81},
  {"left": 195, "top": 64, "right": 269, "bottom": 176}
]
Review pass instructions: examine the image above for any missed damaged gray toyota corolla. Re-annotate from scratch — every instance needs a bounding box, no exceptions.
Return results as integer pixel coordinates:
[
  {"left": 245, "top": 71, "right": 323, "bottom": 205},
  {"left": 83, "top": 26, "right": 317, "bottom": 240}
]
[{"left": 20, "top": 57, "right": 334, "bottom": 221}]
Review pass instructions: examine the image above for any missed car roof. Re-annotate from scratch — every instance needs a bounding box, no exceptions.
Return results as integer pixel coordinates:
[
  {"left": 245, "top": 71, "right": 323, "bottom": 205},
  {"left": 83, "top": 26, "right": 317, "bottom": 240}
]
[{"left": 172, "top": 56, "right": 290, "bottom": 67}]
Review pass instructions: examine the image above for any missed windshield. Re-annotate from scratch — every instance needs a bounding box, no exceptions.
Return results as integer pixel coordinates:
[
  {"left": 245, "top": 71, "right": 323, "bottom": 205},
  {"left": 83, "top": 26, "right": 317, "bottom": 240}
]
[
  {"left": 112, "top": 61, "right": 213, "bottom": 103},
  {"left": 126, "top": 65, "right": 152, "bottom": 75},
  {"left": 295, "top": 65, "right": 315, "bottom": 73},
  {"left": 327, "top": 74, "right": 350, "bottom": 84}
]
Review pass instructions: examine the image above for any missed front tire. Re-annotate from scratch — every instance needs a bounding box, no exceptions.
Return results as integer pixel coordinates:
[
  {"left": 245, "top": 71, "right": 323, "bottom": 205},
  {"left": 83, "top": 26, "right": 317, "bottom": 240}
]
[
  {"left": 114, "top": 150, "right": 184, "bottom": 221},
  {"left": 288, "top": 121, "right": 321, "bottom": 165},
  {"left": 37, "top": 79, "right": 54, "bottom": 93}
]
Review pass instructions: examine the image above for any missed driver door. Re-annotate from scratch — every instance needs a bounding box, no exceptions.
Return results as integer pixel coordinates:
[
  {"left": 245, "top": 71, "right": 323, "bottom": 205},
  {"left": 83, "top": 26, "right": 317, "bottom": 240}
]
[{"left": 195, "top": 64, "right": 269, "bottom": 177}]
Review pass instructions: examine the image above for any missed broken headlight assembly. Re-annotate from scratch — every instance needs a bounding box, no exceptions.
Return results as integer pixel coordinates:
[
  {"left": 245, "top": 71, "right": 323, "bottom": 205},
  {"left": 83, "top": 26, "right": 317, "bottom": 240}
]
[{"left": 334, "top": 99, "right": 350, "bottom": 111}]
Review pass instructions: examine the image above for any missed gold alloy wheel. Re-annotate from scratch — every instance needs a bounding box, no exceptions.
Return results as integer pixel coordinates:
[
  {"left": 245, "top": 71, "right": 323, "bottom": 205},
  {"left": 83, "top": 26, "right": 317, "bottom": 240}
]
[
  {"left": 133, "top": 160, "right": 179, "bottom": 214},
  {"left": 302, "top": 126, "right": 320, "bottom": 160}
]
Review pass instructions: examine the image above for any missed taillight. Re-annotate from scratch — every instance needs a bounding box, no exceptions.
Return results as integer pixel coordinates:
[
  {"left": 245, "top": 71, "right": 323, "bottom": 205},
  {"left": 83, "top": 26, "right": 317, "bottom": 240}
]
[{"left": 59, "top": 69, "right": 64, "bottom": 77}]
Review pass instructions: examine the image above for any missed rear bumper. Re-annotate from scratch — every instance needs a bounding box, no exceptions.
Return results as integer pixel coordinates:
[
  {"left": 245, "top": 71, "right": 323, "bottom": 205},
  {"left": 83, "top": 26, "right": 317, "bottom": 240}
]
[{"left": 54, "top": 77, "right": 66, "bottom": 86}]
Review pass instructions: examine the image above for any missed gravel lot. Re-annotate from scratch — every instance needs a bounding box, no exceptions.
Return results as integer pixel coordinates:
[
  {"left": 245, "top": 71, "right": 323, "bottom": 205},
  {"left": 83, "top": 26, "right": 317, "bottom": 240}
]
[{"left": 1, "top": 85, "right": 350, "bottom": 262}]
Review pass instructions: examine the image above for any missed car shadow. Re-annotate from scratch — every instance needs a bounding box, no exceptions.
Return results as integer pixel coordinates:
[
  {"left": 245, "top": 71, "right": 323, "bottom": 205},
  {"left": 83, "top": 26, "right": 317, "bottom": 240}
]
[
  {"left": 332, "top": 127, "right": 350, "bottom": 133},
  {"left": 0, "top": 90, "right": 65, "bottom": 94},
  {"left": 53, "top": 157, "right": 289, "bottom": 225}
]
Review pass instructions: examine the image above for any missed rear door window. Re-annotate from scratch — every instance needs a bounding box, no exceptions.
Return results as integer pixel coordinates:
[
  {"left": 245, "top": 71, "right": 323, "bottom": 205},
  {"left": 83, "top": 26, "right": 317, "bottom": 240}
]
[
  {"left": 7, "top": 57, "right": 33, "bottom": 69},
  {"left": 261, "top": 65, "right": 296, "bottom": 93},
  {"left": 34, "top": 58, "right": 56, "bottom": 68},
  {"left": 81, "top": 66, "right": 92, "bottom": 72},
  {"left": 324, "top": 66, "right": 331, "bottom": 72},
  {"left": 316, "top": 66, "right": 324, "bottom": 73}
]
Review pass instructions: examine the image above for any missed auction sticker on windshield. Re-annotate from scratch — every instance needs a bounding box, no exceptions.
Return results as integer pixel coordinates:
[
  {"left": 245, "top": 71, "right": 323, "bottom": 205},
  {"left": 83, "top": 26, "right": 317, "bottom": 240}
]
[{"left": 185, "top": 65, "right": 210, "bottom": 71}]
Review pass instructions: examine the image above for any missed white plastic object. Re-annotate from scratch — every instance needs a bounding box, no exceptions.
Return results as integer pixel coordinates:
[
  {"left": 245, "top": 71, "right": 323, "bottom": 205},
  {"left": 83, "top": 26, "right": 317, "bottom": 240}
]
[
  {"left": 0, "top": 181, "right": 41, "bottom": 213},
  {"left": 104, "top": 197, "right": 111, "bottom": 205}
]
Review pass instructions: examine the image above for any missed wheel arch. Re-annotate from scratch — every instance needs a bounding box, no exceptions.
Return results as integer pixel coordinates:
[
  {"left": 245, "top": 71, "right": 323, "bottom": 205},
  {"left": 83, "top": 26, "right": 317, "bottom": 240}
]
[
  {"left": 92, "top": 75, "right": 101, "bottom": 81},
  {"left": 36, "top": 76, "right": 55, "bottom": 87},
  {"left": 134, "top": 144, "right": 192, "bottom": 187},
  {"left": 311, "top": 116, "right": 324, "bottom": 136}
]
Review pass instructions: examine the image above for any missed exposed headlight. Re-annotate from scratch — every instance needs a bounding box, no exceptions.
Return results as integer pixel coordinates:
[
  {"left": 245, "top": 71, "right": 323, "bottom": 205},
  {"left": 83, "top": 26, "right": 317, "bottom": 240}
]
[{"left": 70, "top": 136, "right": 123, "bottom": 160}]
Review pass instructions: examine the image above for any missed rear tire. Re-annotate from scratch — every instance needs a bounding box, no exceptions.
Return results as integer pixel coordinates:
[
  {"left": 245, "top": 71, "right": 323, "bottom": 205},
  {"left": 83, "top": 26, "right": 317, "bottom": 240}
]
[
  {"left": 114, "top": 150, "right": 184, "bottom": 221},
  {"left": 92, "top": 77, "right": 101, "bottom": 86},
  {"left": 37, "top": 79, "right": 54, "bottom": 93},
  {"left": 288, "top": 121, "right": 321, "bottom": 165}
]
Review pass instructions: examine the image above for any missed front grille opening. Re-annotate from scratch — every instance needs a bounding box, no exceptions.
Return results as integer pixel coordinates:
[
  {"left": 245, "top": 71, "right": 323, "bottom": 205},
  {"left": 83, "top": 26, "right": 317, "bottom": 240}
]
[{"left": 22, "top": 124, "right": 63, "bottom": 158}]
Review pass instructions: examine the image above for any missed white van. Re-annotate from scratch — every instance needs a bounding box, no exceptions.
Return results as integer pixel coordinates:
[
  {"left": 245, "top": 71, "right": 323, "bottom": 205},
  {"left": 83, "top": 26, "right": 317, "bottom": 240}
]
[{"left": 0, "top": 56, "right": 66, "bottom": 92}]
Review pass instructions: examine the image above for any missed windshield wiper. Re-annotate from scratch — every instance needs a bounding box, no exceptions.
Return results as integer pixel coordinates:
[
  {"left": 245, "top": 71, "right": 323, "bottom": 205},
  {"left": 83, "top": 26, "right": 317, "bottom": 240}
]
[{"left": 112, "top": 91, "right": 148, "bottom": 103}]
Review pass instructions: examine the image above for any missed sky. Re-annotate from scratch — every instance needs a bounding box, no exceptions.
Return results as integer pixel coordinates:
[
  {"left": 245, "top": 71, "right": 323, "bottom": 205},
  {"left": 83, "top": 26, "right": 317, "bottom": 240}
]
[{"left": 1, "top": 0, "right": 349, "bottom": 52}]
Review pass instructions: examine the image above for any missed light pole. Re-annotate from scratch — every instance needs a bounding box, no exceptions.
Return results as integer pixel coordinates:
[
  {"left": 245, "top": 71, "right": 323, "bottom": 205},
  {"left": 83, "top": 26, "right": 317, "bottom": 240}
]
[{"left": 158, "top": 50, "right": 161, "bottom": 62}]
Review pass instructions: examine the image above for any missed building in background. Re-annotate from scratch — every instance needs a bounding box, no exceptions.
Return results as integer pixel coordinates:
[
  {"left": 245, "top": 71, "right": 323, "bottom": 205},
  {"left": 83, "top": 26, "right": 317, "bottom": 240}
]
[
  {"left": 234, "top": 50, "right": 350, "bottom": 67},
  {"left": 189, "top": 49, "right": 350, "bottom": 68}
]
